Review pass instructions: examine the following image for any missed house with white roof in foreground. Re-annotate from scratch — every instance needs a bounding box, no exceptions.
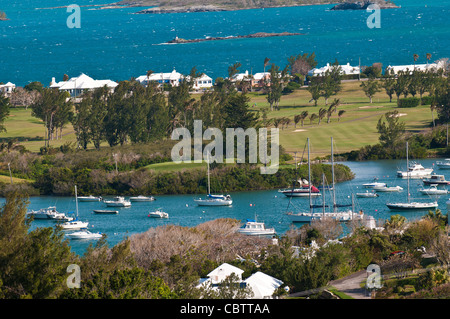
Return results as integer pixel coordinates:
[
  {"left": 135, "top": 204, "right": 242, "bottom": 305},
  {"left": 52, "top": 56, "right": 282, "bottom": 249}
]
[
  {"left": 50, "top": 73, "right": 118, "bottom": 97},
  {"left": 196, "top": 263, "right": 283, "bottom": 299},
  {"left": 0, "top": 82, "right": 16, "bottom": 97},
  {"left": 308, "top": 62, "right": 360, "bottom": 77}
]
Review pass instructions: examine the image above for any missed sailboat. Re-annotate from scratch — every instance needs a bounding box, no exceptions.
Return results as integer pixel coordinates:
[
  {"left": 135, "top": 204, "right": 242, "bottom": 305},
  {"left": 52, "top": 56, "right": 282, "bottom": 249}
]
[
  {"left": 386, "top": 142, "right": 438, "bottom": 210},
  {"left": 60, "top": 185, "right": 89, "bottom": 230},
  {"left": 279, "top": 153, "right": 321, "bottom": 197},
  {"left": 287, "top": 137, "right": 364, "bottom": 222},
  {"left": 194, "top": 154, "right": 232, "bottom": 206}
]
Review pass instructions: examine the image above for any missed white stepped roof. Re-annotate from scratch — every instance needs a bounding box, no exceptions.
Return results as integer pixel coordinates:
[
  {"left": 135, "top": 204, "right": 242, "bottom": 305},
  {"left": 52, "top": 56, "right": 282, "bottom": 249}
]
[
  {"left": 51, "top": 73, "right": 117, "bottom": 90},
  {"left": 244, "top": 271, "right": 283, "bottom": 299}
]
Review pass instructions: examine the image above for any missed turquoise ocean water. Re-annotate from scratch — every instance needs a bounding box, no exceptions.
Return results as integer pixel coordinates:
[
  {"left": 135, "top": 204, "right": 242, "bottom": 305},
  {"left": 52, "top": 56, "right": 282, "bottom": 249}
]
[{"left": 0, "top": 0, "right": 449, "bottom": 86}]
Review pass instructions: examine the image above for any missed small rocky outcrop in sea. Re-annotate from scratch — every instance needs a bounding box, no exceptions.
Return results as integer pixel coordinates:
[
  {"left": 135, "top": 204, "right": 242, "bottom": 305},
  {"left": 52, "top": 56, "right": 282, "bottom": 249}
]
[{"left": 330, "top": 0, "right": 399, "bottom": 10}]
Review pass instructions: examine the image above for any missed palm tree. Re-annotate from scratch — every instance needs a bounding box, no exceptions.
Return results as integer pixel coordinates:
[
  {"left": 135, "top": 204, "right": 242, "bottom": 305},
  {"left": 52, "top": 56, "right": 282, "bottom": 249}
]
[
  {"left": 326, "top": 105, "right": 334, "bottom": 123},
  {"left": 299, "top": 111, "right": 308, "bottom": 127},
  {"left": 330, "top": 98, "right": 340, "bottom": 113},
  {"left": 338, "top": 109, "right": 346, "bottom": 122},
  {"left": 294, "top": 114, "right": 301, "bottom": 128},
  {"left": 426, "top": 53, "right": 432, "bottom": 65},
  {"left": 413, "top": 54, "right": 419, "bottom": 70},
  {"left": 264, "top": 57, "right": 270, "bottom": 75},
  {"left": 318, "top": 108, "right": 327, "bottom": 124},
  {"left": 309, "top": 113, "right": 318, "bottom": 125},
  {"left": 146, "top": 70, "right": 154, "bottom": 88}
]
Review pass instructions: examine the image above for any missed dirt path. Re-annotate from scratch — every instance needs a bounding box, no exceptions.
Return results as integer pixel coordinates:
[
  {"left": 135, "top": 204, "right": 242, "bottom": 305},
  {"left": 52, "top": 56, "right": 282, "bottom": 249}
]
[{"left": 328, "top": 270, "right": 371, "bottom": 299}]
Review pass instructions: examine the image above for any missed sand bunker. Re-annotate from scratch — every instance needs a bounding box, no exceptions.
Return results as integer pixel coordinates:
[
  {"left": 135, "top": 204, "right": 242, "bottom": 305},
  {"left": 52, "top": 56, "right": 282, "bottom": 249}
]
[
  {"left": 293, "top": 129, "right": 307, "bottom": 132},
  {"left": 359, "top": 105, "right": 384, "bottom": 109}
]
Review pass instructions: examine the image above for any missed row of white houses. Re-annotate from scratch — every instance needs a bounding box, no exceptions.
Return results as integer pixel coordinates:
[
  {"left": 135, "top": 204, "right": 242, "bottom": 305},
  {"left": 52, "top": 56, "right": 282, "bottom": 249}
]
[{"left": 1, "top": 60, "right": 447, "bottom": 98}]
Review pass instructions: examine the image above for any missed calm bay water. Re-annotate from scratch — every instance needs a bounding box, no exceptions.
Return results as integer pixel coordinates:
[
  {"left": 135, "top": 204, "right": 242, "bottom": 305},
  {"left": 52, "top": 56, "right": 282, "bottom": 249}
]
[
  {"left": 1, "top": 0, "right": 449, "bottom": 86},
  {"left": 3, "top": 158, "right": 448, "bottom": 255}
]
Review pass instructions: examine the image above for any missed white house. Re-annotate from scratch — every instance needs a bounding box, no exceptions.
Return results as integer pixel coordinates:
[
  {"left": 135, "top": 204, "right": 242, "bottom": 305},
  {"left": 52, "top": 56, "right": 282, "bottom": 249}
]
[
  {"left": 136, "top": 69, "right": 183, "bottom": 87},
  {"left": 308, "top": 63, "right": 360, "bottom": 77},
  {"left": 0, "top": 82, "right": 16, "bottom": 97},
  {"left": 243, "top": 271, "right": 284, "bottom": 299},
  {"left": 188, "top": 73, "right": 214, "bottom": 91},
  {"left": 385, "top": 61, "right": 445, "bottom": 75},
  {"left": 196, "top": 263, "right": 283, "bottom": 299},
  {"left": 50, "top": 73, "right": 118, "bottom": 97}
]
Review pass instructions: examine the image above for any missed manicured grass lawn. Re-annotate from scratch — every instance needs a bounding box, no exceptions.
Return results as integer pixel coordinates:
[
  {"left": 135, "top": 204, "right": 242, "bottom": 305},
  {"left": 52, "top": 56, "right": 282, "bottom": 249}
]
[
  {"left": 248, "top": 80, "right": 434, "bottom": 157},
  {"left": 2, "top": 107, "right": 75, "bottom": 152},
  {"left": 1, "top": 80, "right": 434, "bottom": 157}
]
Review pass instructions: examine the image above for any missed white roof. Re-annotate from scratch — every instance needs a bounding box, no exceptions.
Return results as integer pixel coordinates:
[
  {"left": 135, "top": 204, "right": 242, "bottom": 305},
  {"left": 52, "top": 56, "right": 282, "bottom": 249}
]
[
  {"left": 0, "top": 82, "right": 15, "bottom": 87},
  {"left": 385, "top": 62, "right": 442, "bottom": 74},
  {"left": 136, "top": 69, "right": 182, "bottom": 82},
  {"left": 51, "top": 73, "right": 117, "bottom": 90},
  {"left": 207, "top": 263, "right": 244, "bottom": 283},
  {"left": 244, "top": 271, "right": 283, "bottom": 299},
  {"left": 253, "top": 72, "right": 270, "bottom": 81},
  {"left": 308, "top": 63, "right": 360, "bottom": 76}
]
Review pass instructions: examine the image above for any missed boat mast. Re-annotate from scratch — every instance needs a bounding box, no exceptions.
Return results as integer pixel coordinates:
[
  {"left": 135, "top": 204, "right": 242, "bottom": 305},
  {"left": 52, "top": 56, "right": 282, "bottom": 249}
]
[
  {"left": 308, "top": 138, "right": 312, "bottom": 214},
  {"left": 322, "top": 173, "right": 326, "bottom": 217},
  {"left": 207, "top": 153, "right": 211, "bottom": 195},
  {"left": 406, "top": 141, "right": 410, "bottom": 204},
  {"left": 75, "top": 185, "right": 79, "bottom": 219},
  {"left": 331, "top": 137, "right": 336, "bottom": 213}
]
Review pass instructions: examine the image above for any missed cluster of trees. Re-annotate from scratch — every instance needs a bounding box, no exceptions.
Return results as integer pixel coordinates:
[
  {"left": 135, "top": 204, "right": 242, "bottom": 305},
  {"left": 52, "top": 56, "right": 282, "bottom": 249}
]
[
  {"left": 306, "top": 63, "right": 343, "bottom": 106},
  {"left": 3, "top": 188, "right": 449, "bottom": 299}
]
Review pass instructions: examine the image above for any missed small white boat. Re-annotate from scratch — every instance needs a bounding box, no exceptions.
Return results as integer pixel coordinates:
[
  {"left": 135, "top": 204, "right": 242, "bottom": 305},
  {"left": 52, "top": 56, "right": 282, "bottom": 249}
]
[
  {"left": 436, "top": 159, "right": 450, "bottom": 169},
  {"left": 362, "top": 178, "right": 386, "bottom": 188},
  {"left": 148, "top": 209, "right": 168, "bottom": 218},
  {"left": 60, "top": 220, "right": 89, "bottom": 230},
  {"left": 60, "top": 186, "right": 88, "bottom": 230},
  {"left": 419, "top": 184, "right": 448, "bottom": 195},
  {"left": 27, "top": 206, "right": 73, "bottom": 221},
  {"left": 194, "top": 194, "right": 233, "bottom": 206},
  {"left": 373, "top": 185, "right": 403, "bottom": 192},
  {"left": 237, "top": 219, "right": 275, "bottom": 236},
  {"left": 386, "top": 201, "right": 438, "bottom": 210},
  {"left": 67, "top": 230, "right": 103, "bottom": 240},
  {"left": 130, "top": 195, "right": 155, "bottom": 202},
  {"left": 356, "top": 190, "right": 379, "bottom": 198},
  {"left": 103, "top": 196, "right": 131, "bottom": 207},
  {"left": 397, "top": 163, "right": 433, "bottom": 178},
  {"left": 78, "top": 195, "right": 102, "bottom": 202},
  {"left": 280, "top": 186, "right": 322, "bottom": 198}
]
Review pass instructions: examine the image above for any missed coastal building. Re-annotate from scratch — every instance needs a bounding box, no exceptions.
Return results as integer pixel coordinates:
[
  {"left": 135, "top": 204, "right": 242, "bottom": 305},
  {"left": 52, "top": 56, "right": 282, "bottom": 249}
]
[
  {"left": 196, "top": 262, "right": 283, "bottom": 299},
  {"left": 308, "top": 62, "right": 360, "bottom": 77},
  {"left": 230, "top": 70, "right": 272, "bottom": 88},
  {"left": 385, "top": 61, "right": 445, "bottom": 75},
  {"left": 188, "top": 73, "right": 214, "bottom": 91},
  {"left": 0, "top": 82, "right": 16, "bottom": 97},
  {"left": 136, "top": 69, "right": 183, "bottom": 87},
  {"left": 50, "top": 73, "right": 118, "bottom": 97}
]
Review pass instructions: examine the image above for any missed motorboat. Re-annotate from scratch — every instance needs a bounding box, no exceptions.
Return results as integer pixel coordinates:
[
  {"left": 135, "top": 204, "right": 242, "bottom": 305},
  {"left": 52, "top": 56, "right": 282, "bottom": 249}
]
[
  {"left": 422, "top": 174, "right": 450, "bottom": 185},
  {"left": 356, "top": 190, "right": 379, "bottom": 198},
  {"left": 67, "top": 230, "right": 103, "bottom": 240},
  {"left": 362, "top": 178, "right": 387, "bottom": 188},
  {"left": 397, "top": 162, "right": 433, "bottom": 178},
  {"left": 237, "top": 219, "right": 276, "bottom": 236},
  {"left": 78, "top": 195, "right": 102, "bottom": 202},
  {"left": 194, "top": 153, "right": 232, "bottom": 206},
  {"left": 387, "top": 142, "right": 438, "bottom": 211},
  {"left": 26, "top": 206, "right": 72, "bottom": 221},
  {"left": 130, "top": 195, "right": 155, "bottom": 202},
  {"left": 148, "top": 209, "right": 168, "bottom": 218},
  {"left": 419, "top": 184, "right": 448, "bottom": 195},
  {"left": 103, "top": 196, "right": 131, "bottom": 207},
  {"left": 93, "top": 209, "right": 119, "bottom": 214},
  {"left": 373, "top": 185, "right": 403, "bottom": 192},
  {"left": 60, "top": 186, "right": 89, "bottom": 230},
  {"left": 436, "top": 159, "right": 450, "bottom": 169}
]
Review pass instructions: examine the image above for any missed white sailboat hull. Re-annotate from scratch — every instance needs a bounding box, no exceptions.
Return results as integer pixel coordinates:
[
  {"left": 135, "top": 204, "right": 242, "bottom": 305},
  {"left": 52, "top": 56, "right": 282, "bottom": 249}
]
[
  {"left": 386, "top": 202, "right": 438, "bottom": 210},
  {"left": 194, "top": 199, "right": 233, "bottom": 206}
]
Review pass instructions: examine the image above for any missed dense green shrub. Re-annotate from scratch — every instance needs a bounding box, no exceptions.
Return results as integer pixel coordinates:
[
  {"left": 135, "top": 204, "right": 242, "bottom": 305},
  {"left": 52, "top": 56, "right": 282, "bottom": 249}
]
[{"left": 397, "top": 97, "right": 420, "bottom": 108}]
